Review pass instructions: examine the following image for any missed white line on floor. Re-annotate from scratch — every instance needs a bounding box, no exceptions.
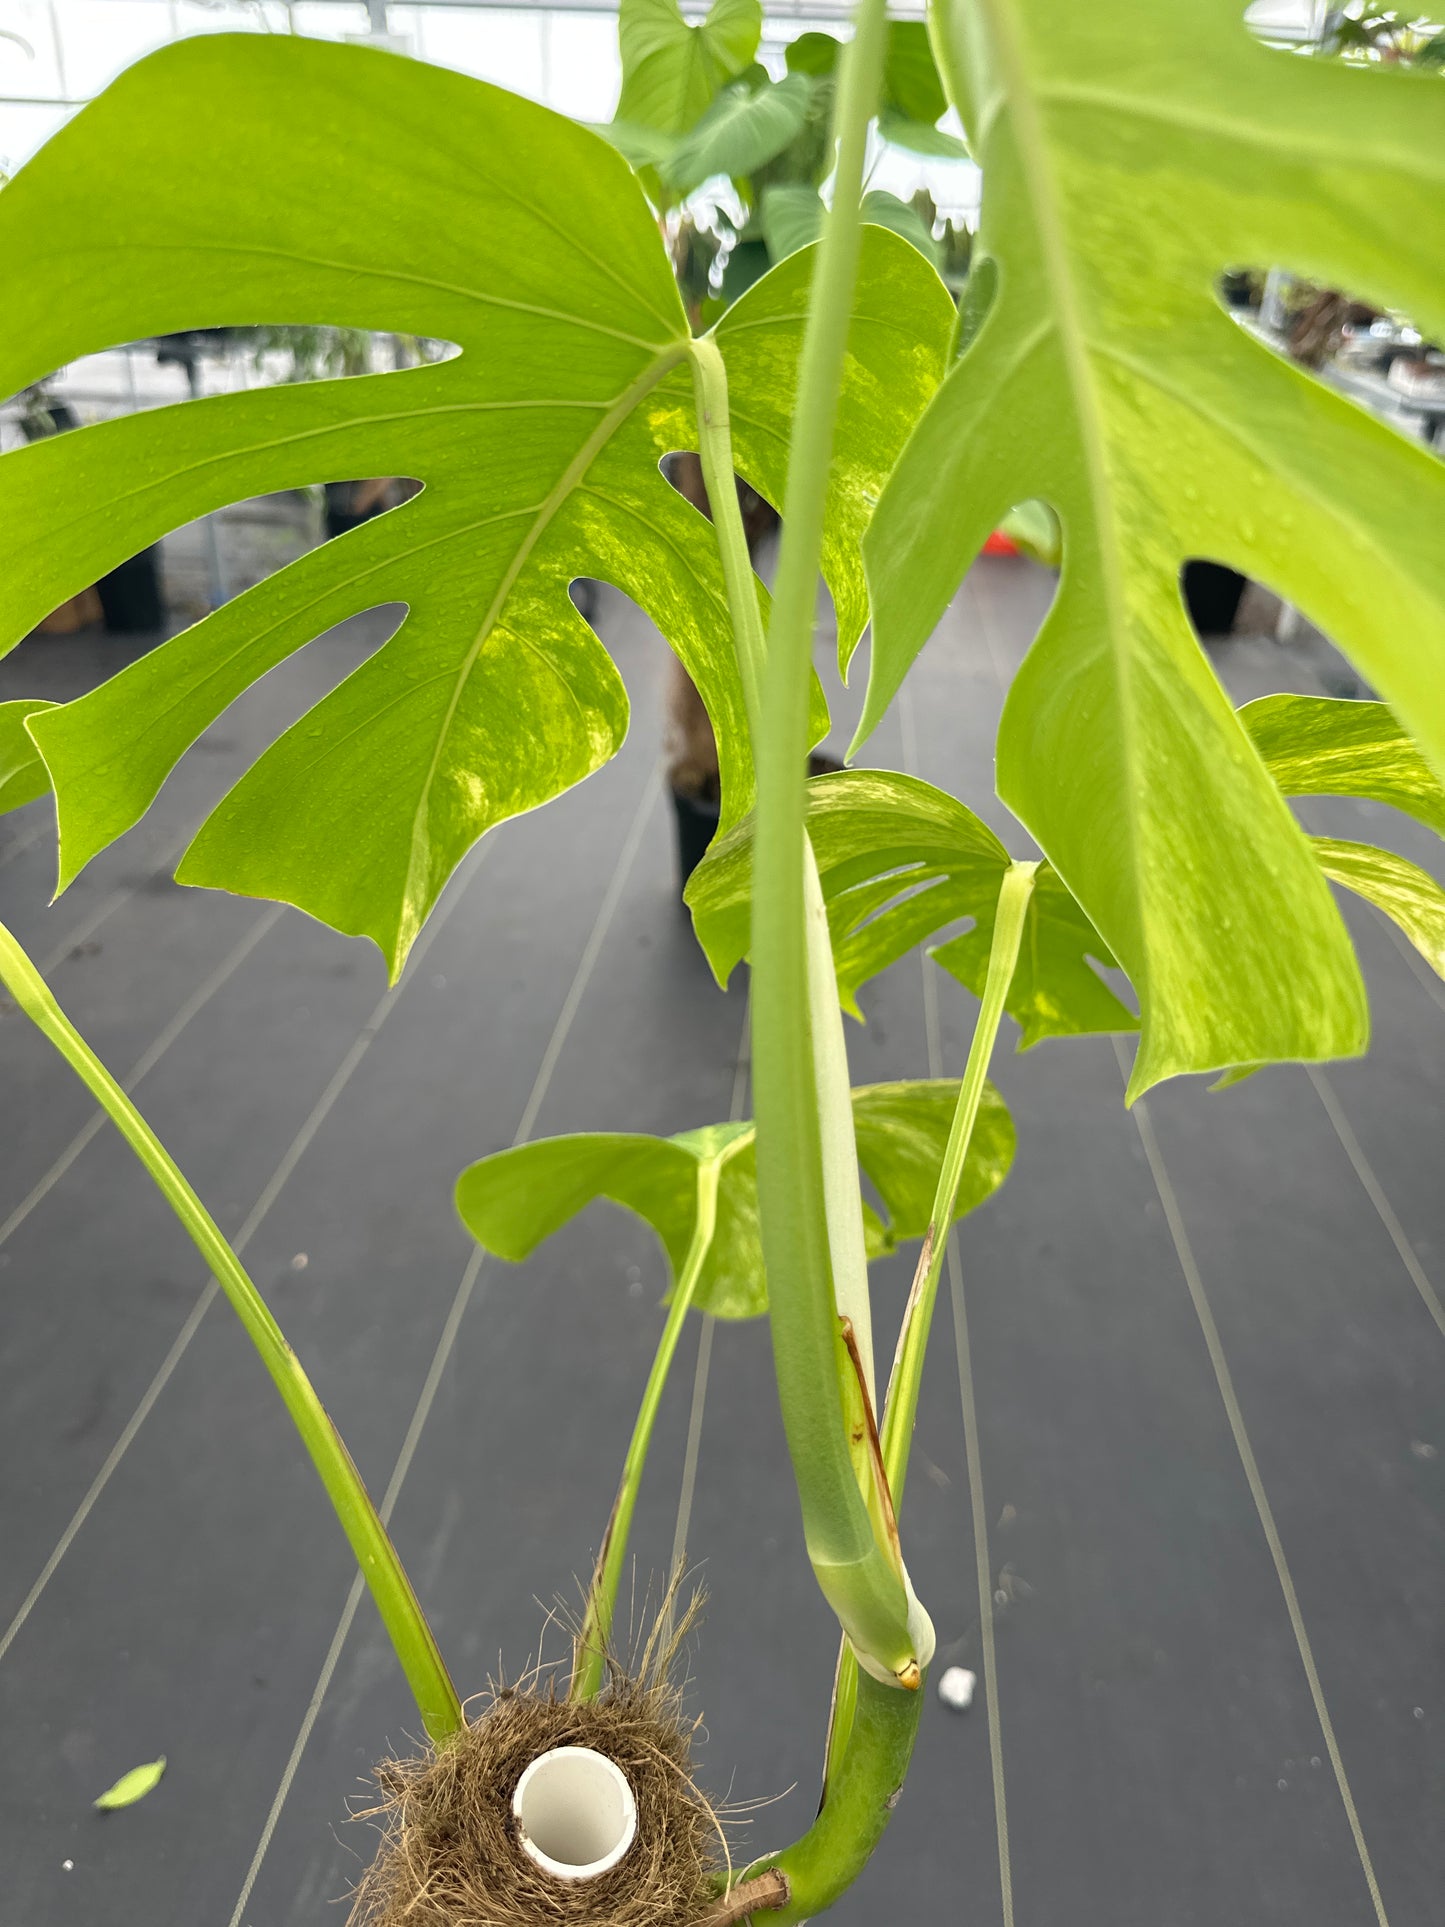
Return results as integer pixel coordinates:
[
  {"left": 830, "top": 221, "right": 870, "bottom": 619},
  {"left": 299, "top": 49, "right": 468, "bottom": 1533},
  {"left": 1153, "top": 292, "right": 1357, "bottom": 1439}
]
[
  {"left": 0, "top": 846, "right": 489, "bottom": 1667},
  {"left": 0, "top": 812, "right": 50, "bottom": 873},
  {"left": 1118, "top": 1039, "right": 1392, "bottom": 1927},
  {"left": 35, "top": 826, "right": 197, "bottom": 978},
  {"left": 1307, "top": 1065, "right": 1445, "bottom": 1342},
  {"left": 0, "top": 904, "right": 284, "bottom": 1252},
  {"left": 899, "top": 678, "right": 1016, "bottom": 1927},
  {"left": 924, "top": 929, "right": 1017, "bottom": 1927}
]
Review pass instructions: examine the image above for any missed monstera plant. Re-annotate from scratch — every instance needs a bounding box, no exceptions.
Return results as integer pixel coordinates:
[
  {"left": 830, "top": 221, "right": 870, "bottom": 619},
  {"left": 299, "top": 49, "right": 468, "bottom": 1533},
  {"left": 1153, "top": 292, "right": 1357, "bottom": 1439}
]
[{"left": 0, "top": 1, "right": 1443, "bottom": 1920}]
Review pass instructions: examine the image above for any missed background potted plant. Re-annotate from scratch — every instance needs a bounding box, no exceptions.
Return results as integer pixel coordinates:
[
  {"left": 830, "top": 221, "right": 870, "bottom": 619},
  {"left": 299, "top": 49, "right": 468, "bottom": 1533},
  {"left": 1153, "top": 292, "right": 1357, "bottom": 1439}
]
[{"left": 596, "top": 0, "right": 973, "bottom": 880}]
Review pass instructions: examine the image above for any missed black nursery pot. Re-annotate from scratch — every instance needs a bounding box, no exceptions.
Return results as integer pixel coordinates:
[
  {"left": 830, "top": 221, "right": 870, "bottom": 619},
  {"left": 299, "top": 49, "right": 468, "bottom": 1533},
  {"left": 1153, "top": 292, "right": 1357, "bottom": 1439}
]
[
  {"left": 97, "top": 546, "right": 165, "bottom": 634},
  {"left": 1183, "top": 559, "right": 1247, "bottom": 637},
  {"left": 671, "top": 784, "right": 720, "bottom": 889}
]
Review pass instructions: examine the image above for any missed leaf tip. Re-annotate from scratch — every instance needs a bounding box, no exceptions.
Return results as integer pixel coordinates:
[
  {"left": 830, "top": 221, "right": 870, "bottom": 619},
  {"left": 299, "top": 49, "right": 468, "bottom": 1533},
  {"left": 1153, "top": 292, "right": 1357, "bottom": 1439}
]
[{"left": 844, "top": 709, "right": 876, "bottom": 764}]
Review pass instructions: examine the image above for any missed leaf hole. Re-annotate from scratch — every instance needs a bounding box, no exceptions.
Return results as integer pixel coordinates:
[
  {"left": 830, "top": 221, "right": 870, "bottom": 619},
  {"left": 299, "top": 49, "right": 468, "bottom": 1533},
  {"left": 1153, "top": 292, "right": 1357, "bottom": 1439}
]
[
  {"left": 1245, "top": 3, "right": 1445, "bottom": 65},
  {"left": 659, "top": 450, "right": 780, "bottom": 552},
  {"left": 2, "top": 327, "right": 458, "bottom": 437},
  {"left": 1176, "top": 554, "right": 1372, "bottom": 708},
  {"left": 1211, "top": 267, "right": 1443, "bottom": 453}
]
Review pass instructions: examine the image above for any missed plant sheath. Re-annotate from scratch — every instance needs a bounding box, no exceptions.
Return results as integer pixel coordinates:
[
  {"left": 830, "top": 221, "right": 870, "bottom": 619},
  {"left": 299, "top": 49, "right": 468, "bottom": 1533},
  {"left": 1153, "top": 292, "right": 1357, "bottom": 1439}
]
[
  {"left": 688, "top": 332, "right": 767, "bottom": 737},
  {"left": 746, "top": 0, "right": 917, "bottom": 1682},
  {"left": 825, "top": 857, "right": 1037, "bottom": 1789},
  {"left": 0, "top": 919, "right": 461, "bottom": 1742}
]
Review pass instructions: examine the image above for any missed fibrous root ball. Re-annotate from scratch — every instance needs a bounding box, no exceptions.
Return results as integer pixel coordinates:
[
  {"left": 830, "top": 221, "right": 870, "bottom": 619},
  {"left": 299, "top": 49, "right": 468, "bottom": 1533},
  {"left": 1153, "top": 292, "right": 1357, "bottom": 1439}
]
[{"left": 347, "top": 1641, "right": 785, "bottom": 1927}]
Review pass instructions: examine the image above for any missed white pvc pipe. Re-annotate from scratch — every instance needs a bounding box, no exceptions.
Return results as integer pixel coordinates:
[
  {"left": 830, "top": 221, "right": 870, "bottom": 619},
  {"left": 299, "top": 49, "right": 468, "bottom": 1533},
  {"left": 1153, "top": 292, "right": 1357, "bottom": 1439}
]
[{"left": 512, "top": 1745, "right": 638, "bottom": 1881}]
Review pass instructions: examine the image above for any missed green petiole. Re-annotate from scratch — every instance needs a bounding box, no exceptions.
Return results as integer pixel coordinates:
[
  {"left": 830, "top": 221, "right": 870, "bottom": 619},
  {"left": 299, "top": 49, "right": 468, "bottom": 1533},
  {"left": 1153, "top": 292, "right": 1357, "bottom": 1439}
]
[
  {"left": 881, "top": 859, "right": 1037, "bottom": 1503},
  {"left": 0, "top": 919, "right": 462, "bottom": 1743},
  {"left": 570, "top": 1158, "right": 719, "bottom": 1701},
  {"left": 823, "top": 857, "right": 1037, "bottom": 1791}
]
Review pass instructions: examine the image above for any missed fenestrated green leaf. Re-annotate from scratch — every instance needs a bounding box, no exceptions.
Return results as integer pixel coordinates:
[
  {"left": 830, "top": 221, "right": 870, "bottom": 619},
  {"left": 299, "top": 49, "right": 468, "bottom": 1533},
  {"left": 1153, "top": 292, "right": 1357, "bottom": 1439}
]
[
  {"left": 4, "top": 40, "right": 715, "bottom": 978},
  {"left": 664, "top": 71, "right": 816, "bottom": 194},
  {"left": 862, "top": 0, "right": 1445, "bottom": 1097},
  {"left": 455, "top": 1079, "right": 1013, "bottom": 1323},
  {"left": 686, "top": 767, "right": 1138, "bottom": 1042},
  {"left": 94, "top": 1757, "right": 166, "bottom": 1811},
  {"left": 690, "top": 768, "right": 1004, "bottom": 1002},
  {"left": 1242, "top": 694, "right": 1445, "bottom": 837},
  {"left": 1313, "top": 836, "right": 1445, "bottom": 980},
  {"left": 1, "top": 44, "right": 941, "bottom": 978},
  {"left": 616, "top": 0, "right": 761, "bottom": 137},
  {"left": 1244, "top": 696, "right": 1445, "bottom": 977},
  {"left": 0, "top": 700, "right": 54, "bottom": 814}
]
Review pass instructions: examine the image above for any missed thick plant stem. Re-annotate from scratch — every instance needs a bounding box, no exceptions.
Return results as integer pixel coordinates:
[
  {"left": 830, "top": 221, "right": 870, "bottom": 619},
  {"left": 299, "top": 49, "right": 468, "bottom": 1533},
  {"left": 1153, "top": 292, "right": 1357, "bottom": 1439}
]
[
  {"left": 747, "top": 1668, "right": 923, "bottom": 1926},
  {"left": 571, "top": 1161, "right": 719, "bottom": 1701},
  {"left": 747, "top": 0, "right": 916, "bottom": 1685},
  {"left": 0, "top": 920, "right": 462, "bottom": 1743},
  {"left": 823, "top": 858, "right": 1037, "bottom": 1791},
  {"left": 688, "top": 333, "right": 766, "bottom": 739}
]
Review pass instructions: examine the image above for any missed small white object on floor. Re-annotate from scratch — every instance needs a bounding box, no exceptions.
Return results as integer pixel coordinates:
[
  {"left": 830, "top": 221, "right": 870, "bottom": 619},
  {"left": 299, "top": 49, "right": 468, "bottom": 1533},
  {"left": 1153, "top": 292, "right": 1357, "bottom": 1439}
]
[
  {"left": 61, "top": 1861, "right": 74, "bottom": 1873},
  {"left": 937, "top": 1666, "right": 976, "bottom": 1711}
]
